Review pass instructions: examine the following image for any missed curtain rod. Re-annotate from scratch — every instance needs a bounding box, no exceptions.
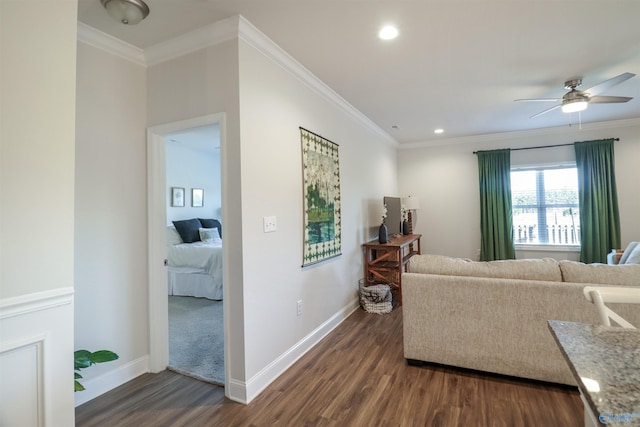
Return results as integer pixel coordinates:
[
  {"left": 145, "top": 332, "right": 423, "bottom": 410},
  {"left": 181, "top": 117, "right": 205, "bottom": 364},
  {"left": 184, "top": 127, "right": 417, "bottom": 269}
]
[{"left": 473, "top": 138, "right": 619, "bottom": 155}]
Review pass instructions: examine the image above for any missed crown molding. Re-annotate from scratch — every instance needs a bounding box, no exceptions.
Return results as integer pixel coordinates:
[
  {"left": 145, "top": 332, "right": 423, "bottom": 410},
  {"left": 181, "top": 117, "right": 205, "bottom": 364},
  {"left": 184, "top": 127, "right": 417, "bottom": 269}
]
[
  {"left": 143, "top": 15, "right": 239, "bottom": 67},
  {"left": 77, "top": 15, "right": 398, "bottom": 146},
  {"left": 399, "top": 117, "right": 640, "bottom": 150},
  {"left": 236, "top": 16, "right": 398, "bottom": 148},
  {"left": 77, "top": 22, "right": 145, "bottom": 66}
]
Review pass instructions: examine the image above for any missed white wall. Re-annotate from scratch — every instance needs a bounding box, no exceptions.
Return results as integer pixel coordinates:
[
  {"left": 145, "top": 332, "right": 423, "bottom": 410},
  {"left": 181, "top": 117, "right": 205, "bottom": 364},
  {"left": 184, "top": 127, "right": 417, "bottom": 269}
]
[
  {"left": 147, "top": 17, "right": 398, "bottom": 402},
  {"left": 147, "top": 36, "right": 248, "bottom": 393},
  {"left": 166, "top": 142, "right": 221, "bottom": 223},
  {"left": 398, "top": 119, "right": 640, "bottom": 260},
  {"left": 237, "top": 35, "right": 398, "bottom": 385},
  {"left": 0, "top": 1, "right": 77, "bottom": 425},
  {"left": 74, "top": 41, "right": 149, "bottom": 405}
]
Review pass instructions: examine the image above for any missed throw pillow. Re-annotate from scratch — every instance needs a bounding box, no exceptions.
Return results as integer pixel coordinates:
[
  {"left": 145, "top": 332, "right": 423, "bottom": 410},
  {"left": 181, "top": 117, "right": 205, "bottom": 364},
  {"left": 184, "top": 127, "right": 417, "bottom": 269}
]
[
  {"left": 198, "top": 218, "right": 222, "bottom": 238},
  {"left": 623, "top": 243, "right": 640, "bottom": 265},
  {"left": 620, "top": 242, "right": 640, "bottom": 264},
  {"left": 166, "top": 225, "right": 183, "bottom": 245},
  {"left": 199, "top": 227, "right": 221, "bottom": 243},
  {"left": 172, "top": 218, "right": 202, "bottom": 243}
]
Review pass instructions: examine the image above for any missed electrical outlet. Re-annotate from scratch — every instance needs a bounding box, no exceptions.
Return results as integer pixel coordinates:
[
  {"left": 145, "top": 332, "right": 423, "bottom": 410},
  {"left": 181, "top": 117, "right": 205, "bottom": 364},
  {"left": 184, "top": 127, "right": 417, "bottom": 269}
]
[
  {"left": 297, "top": 300, "right": 303, "bottom": 316},
  {"left": 263, "top": 216, "right": 277, "bottom": 233}
]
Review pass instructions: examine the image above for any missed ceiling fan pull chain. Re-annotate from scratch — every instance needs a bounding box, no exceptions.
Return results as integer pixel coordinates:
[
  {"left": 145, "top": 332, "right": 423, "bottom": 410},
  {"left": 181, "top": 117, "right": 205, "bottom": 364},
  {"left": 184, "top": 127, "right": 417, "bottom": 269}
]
[{"left": 579, "top": 111, "right": 582, "bottom": 130}]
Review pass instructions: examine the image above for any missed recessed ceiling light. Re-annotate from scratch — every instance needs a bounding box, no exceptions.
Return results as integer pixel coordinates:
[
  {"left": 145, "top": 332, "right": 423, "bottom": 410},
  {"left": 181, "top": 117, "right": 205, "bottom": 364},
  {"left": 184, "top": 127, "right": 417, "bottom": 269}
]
[
  {"left": 434, "top": 129, "right": 444, "bottom": 134},
  {"left": 378, "top": 25, "right": 398, "bottom": 40},
  {"left": 391, "top": 125, "right": 399, "bottom": 129}
]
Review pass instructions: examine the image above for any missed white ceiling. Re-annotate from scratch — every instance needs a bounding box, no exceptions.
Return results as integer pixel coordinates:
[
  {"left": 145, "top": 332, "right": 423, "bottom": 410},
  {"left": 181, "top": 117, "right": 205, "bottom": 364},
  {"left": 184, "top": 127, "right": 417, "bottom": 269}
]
[
  {"left": 78, "top": 0, "right": 640, "bottom": 144},
  {"left": 166, "top": 124, "right": 220, "bottom": 153}
]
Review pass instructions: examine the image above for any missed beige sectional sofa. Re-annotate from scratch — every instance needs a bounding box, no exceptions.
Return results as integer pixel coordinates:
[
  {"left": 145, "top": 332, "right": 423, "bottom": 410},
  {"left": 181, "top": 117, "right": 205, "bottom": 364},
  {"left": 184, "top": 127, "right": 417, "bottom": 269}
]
[{"left": 402, "top": 254, "right": 640, "bottom": 385}]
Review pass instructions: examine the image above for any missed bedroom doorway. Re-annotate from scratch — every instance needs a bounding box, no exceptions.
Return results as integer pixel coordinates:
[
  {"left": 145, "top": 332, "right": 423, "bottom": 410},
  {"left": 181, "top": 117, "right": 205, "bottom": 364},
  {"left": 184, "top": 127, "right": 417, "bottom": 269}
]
[
  {"left": 147, "top": 113, "right": 230, "bottom": 392},
  {"left": 165, "top": 124, "right": 224, "bottom": 385}
]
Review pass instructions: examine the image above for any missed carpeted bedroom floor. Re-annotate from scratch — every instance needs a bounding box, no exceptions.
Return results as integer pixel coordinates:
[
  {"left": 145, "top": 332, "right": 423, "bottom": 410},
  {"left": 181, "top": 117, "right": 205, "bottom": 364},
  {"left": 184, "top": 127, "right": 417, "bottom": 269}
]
[{"left": 168, "top": 296, "right": 224, "bottom": 386}]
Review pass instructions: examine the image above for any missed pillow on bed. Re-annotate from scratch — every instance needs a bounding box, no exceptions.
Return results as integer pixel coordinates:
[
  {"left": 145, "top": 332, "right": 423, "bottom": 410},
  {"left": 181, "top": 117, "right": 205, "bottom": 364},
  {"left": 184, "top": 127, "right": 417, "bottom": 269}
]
[
  {"left": 199, "top": 227, "right": 221, "bottom": 243},
  {"left": 172, "top": 218, "right": 202, "bottom": 243},
  {"left": 198, "top": 218, "right": 222, "bottom": 238},
  {"left": 166, "top": 225, "right": 183, "bottom": 245}
]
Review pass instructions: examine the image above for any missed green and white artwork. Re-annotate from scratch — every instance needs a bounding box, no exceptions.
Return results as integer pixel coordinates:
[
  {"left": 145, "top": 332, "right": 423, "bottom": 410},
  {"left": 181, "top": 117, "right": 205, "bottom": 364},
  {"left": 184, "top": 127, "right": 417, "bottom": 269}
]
[{"left": 300, "top": 127, "right": 342, "bottom": 266}]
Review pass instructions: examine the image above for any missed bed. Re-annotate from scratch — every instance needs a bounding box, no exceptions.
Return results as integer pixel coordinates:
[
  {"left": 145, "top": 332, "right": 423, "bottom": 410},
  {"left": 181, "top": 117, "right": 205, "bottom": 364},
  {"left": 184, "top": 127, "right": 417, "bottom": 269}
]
[{"left": 166, "top": 219, "right": 223, "bottom": 300}]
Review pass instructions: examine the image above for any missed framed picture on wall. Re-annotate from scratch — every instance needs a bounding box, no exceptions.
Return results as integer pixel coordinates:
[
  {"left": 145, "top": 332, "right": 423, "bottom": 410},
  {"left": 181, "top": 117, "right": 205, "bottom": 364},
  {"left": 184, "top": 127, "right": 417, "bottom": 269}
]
[
  {"left": 171, "top": 187, "right": 185, "bottom": 207},
  {"left": 192, "top": 188, "right": 204, "bottom": 207},
  {"left": 300, "top": 127, "right": 342, "bottom": 266}
]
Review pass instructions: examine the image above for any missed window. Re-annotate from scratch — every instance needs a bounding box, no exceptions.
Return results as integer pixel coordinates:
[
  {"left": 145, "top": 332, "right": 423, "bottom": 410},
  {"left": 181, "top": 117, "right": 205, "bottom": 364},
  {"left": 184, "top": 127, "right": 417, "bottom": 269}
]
[{"left": 511, "top": 166, "right": 580, "bottom": 246}]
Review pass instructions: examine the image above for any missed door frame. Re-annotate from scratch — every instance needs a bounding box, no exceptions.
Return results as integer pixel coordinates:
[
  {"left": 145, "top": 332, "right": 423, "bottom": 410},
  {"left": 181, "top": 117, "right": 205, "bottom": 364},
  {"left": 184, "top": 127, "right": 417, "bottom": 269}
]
[{"left": 146, "top": 112, "right": 229, "bottom": 392}]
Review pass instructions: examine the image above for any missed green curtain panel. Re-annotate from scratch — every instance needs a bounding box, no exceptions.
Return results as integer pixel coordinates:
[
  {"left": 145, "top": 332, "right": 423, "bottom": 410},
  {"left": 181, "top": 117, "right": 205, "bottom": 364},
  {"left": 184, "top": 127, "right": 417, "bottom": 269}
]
[
  {"left": 477, "top": 149, "right": 515, "bottom": 261},
  {"left": 574, "top": 139, "right": 621, "bottom": 263}
]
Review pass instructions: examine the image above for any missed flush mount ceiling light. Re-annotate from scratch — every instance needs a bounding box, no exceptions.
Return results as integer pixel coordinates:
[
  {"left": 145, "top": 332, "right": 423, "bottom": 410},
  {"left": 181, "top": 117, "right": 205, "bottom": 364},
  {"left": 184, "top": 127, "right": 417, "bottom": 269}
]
[
  {"left": 100, "top": 0, "right": 149, "bottom": 25},
  {"left": 378, "top": 25, "right": 398, "bottom": 40},
  {"left": 434, "top": 128, "right": 444, "bottom": 134}
]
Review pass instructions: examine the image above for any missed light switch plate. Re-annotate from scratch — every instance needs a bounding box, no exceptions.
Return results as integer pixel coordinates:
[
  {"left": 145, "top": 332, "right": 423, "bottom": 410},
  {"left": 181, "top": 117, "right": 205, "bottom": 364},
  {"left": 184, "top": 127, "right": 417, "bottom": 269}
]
[{"left": 263, "top": 216, "right": 277, "bottom": 232}]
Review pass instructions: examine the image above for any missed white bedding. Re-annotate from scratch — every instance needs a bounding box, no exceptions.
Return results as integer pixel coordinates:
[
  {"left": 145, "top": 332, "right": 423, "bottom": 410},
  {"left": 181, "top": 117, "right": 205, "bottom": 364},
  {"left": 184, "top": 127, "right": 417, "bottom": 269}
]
[{"left": 167, "top": 240, "right": 222, "bottom": 299}]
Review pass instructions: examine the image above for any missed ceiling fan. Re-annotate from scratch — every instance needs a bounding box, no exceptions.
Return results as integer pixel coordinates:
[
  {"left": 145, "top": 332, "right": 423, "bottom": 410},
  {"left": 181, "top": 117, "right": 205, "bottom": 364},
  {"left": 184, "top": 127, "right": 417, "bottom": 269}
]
[{"left": 516, "top": 72, "right": 636, "bottom": 118}]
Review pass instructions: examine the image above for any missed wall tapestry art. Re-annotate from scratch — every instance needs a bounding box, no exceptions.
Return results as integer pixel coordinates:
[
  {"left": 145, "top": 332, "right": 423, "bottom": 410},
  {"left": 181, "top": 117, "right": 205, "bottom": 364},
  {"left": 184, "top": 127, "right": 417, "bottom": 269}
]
[{"left": 300, "top": 127, "right": 342, "bottom": 266}]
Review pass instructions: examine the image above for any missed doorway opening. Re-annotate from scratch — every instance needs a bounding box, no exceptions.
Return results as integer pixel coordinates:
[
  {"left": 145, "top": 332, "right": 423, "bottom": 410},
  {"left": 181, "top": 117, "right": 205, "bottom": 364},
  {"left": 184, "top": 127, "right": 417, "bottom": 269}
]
[
  {"left": 147, "top": 113, "right": 230, "bottom": 392},
  {"left": 165, "top": 124, "right": 223, "bottom": 384}
]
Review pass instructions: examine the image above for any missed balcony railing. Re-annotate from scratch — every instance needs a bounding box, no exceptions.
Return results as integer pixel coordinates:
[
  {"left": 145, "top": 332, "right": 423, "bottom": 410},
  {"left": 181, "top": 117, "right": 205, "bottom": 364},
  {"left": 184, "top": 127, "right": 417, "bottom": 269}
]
[{"left": 514, "top": 224, "right": 580, "bottom": 245}]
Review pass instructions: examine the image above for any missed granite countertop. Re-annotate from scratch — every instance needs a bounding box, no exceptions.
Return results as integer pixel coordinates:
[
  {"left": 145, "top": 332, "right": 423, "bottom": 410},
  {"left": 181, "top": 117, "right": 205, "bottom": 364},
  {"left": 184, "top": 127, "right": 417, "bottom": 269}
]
[{"left": 548, "top": 320, "right": 640, "bottom": 426}]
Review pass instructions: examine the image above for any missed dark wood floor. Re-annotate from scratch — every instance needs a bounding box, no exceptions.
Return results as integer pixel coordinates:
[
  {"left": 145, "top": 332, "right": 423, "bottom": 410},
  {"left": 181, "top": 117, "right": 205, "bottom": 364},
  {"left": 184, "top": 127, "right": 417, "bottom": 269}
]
[{"left": 76, "top": 307, "right": 583, "bottom": 426}]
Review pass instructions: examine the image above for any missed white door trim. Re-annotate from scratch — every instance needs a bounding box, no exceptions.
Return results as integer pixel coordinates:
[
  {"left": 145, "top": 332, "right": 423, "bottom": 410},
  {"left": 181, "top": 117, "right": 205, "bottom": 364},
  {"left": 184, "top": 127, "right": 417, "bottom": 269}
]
[{"left": 146, "top": 113, "right": 229, "bottom": 394}]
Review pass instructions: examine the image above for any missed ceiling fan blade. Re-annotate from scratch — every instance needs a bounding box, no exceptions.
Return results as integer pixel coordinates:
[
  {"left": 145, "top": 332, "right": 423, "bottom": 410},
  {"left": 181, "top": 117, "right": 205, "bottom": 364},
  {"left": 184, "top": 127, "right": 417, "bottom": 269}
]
[
  {"left": 515, "top": 98, "right": 562, "bottom": 102},
  {"left": 589, "top": 95, "right": 633, "bottom": 104},
  {"left": 530, "top": 104, "right": 561, "bottom": 118},
  {"left": 583, "top": 72, "right": 636, "bottom": 96}
]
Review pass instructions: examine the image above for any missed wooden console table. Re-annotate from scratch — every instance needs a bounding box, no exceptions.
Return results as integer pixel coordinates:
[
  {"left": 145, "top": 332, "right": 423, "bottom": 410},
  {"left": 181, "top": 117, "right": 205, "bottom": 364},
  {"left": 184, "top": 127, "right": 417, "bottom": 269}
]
[{"left": 362, "top": 234, "right": 422, "bottom": 305}]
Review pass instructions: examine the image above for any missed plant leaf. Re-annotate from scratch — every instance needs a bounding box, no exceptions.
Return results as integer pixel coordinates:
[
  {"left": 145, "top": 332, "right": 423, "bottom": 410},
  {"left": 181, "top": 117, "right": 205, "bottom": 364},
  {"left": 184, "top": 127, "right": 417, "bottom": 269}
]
[
  {"left": 74, "top": 380, "right": 85, "bottom": 392},
  {"left": 74, "top": 349, "right": 91, "bottom": 359},
  {"left": 75, "top": 372, "right": 83, "bottom": 379},
  {"left": 74, "top": 350, "right": 93, "bottom": 370},
  {"left": 89, "top": 350, "right": 119, "bottom": 364},
  {"left": 74, "top": 355, "right": 92, "bottom": 370}
]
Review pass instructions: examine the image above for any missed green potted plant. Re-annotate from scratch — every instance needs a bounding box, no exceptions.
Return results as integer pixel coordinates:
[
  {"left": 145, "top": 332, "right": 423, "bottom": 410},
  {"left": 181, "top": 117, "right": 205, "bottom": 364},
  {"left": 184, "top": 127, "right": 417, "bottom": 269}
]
[{"left": 74, "top": 349, "right": 119, "bottom": 392}]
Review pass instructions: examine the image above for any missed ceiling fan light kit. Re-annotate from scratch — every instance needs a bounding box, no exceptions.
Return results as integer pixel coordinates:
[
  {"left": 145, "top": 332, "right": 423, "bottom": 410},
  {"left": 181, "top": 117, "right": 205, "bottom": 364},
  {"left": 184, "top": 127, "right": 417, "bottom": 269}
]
[
  {"left": 100, "top": 0, "right": 149, "bottom": 25},
  {"left": 516, "top": 72, "right": 635, "bottom": 118},
  {"left": 561, "top": 100, "right": 588, "bottom": 113}
]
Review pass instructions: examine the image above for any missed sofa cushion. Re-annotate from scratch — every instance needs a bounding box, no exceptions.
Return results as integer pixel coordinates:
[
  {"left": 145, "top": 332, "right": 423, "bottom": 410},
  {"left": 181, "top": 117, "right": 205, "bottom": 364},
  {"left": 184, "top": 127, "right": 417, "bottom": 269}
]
[
  {"left": 408, "top": 254, "right": 562, "bottom": 282},
  {"left": 559, "top": 260, "right": 640, "bottom": 285}
]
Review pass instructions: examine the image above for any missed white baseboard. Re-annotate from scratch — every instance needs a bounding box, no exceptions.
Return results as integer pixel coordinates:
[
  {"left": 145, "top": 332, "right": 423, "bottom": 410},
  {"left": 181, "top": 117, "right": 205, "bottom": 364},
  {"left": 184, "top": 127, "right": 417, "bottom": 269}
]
[
  {"left": 227, "top": 298, "right": 359, "bottom": 404},
  {"left": 74, "top": 355, "right": 150, "bottom": 407}
]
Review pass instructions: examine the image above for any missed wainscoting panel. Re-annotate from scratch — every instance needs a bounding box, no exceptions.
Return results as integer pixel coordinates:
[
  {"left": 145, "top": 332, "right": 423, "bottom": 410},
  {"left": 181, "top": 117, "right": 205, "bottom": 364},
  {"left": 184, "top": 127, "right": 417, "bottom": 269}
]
[
  {"left": 0, "top": 288, "right": 75, "bottom": 427},
  {"left": 0, "top": 335, "right": 43, "bottom": 426}
]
